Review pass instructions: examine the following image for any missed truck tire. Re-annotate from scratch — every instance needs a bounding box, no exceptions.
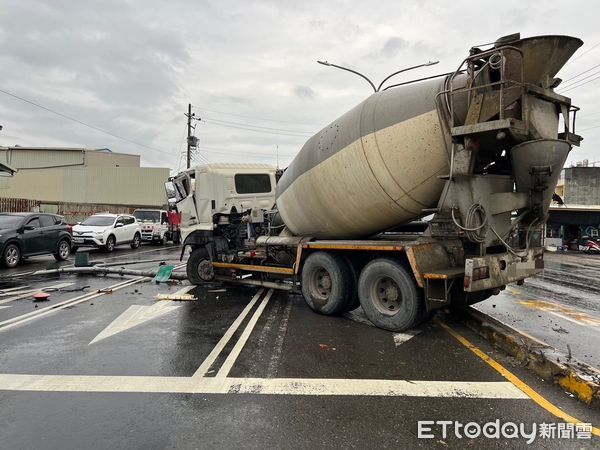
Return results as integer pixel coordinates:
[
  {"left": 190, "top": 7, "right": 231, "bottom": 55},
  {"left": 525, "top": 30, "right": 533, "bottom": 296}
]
[
  {"left": 358, "top": 258, "right": 424, "bottom": 332},
  {"left": 187, "top": 248, "right": 214, "bottom": 285},
  {"left": 301, "top": 251, "right": 354, "bottom": 315}
]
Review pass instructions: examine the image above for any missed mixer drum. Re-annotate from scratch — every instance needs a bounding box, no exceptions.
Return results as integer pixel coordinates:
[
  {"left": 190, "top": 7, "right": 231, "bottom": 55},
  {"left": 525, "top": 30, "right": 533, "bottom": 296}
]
[{"left": 276, "top": 78, "right": 451, "bottom": 239}]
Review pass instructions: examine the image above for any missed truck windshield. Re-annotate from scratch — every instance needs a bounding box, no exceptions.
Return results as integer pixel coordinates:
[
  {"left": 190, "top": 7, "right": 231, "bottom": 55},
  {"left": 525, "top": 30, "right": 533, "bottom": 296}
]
[{"left": 135, "top": 211, "right": 161, "bottom": 223}]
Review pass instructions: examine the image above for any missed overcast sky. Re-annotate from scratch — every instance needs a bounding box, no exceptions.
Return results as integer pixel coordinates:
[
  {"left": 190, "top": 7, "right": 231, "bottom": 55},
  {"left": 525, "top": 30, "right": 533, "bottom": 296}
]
[{"left": 1, "top": 1, "right": 599, "bottom": 171}]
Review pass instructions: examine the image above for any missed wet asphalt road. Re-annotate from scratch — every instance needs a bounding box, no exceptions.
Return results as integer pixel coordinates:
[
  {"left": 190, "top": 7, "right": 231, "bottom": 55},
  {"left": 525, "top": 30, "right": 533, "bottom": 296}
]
[
  {"left": 476, "top": 251, "right": 600, "bottom": 367},
  {"left": 0, "top": 246, "right": 598, "bottom": 449}
]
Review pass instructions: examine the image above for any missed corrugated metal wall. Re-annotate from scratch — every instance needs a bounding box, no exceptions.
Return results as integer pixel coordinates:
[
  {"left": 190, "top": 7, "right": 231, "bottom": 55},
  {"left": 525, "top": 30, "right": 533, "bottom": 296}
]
[
  {"left": 0, "top": 148, "right": 85, "bottom": 169},
  {"left": 0, "top": 166, "right": 170, "bottom": 206}
]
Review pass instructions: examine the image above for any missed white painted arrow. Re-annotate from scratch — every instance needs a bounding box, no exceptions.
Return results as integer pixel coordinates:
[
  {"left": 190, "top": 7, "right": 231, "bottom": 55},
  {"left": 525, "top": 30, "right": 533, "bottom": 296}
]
[
  {"left": 393, "top": 330, "right": 421, "bottom": 346},
  {"left": 89, "top": 302, "right": 181, "bottom": 344}
]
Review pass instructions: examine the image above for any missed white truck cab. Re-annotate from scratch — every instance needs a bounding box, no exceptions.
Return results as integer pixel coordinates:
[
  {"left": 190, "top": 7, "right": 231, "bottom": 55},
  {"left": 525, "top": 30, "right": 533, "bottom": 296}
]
[
  {"left": 134, "top": 209, "right": 169, "bottom": 244},
  {"left": 166, "top": 163, "right": 278, "bottom": 247}
]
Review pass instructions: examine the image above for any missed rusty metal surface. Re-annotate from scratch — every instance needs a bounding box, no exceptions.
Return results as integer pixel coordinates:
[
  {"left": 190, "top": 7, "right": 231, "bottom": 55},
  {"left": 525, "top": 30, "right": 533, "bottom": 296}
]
[
  {"left": 0, "top": 197, "right": 39, "bottom": 213},
  {"left": 405, "top": 243, "right": 453, "bottom": 288}
]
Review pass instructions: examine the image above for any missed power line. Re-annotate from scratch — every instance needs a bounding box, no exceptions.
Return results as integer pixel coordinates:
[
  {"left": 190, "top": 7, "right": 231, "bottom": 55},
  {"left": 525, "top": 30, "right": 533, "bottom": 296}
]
[
  {"left": 199, "top": 145, "right": 296, "bottom": 159},
  {"left": 563, "top": 42, "right": 600, "bottom": 67},
  {"left": 0, "top": 87, "right": 173, "bottom": 157},
  {"left": 191, "top": 105, "right": 320, "bottom": 127},
  {"left": 201, "top": 119, "right": 313, "bottom": 137},
  {"left": 560, "top": 69, "right": 600, "bottom": 90},
  {"left": 561, "top": 63, "right": 600, "bottom": 85},
  {"left": 560, "top": 72, "right": 600, "bottom": 93},
  {"left": 202, "top": 116, "right": 315, "bottom": 135}
]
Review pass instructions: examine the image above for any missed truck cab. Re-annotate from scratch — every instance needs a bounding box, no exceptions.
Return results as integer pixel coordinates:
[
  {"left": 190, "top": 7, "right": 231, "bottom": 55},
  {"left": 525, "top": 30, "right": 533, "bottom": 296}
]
[
  {"left": 133, "top": 209, "right": 170, "bottom": 244},
  {"left": 166, "top": 163, "right": 278, "bottom": 253}
]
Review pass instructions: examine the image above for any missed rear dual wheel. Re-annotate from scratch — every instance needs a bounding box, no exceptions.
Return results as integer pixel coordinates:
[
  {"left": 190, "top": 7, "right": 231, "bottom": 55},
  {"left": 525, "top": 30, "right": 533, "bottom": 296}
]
[
  {"left": 301, "top": 251, "right": 356, "bottom": 315},
  {"left": 358, "top": 258, "right": 424, "bottom": 332}
]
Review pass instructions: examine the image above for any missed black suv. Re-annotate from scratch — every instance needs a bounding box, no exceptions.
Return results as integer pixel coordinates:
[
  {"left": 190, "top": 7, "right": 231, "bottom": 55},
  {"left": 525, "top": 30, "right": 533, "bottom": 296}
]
[{"left": 0, "top": 213, "right": 73, "bottom": 268}]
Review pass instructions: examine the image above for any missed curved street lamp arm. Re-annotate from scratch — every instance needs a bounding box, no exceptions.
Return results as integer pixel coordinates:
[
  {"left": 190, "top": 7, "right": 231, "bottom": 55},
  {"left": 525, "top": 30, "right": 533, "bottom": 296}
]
[
  {"left": 376, "top": 61, "right": 440, "bottom": 92},
  {"left": 317, "top": 60, "right": 377, "bottom": 93}
]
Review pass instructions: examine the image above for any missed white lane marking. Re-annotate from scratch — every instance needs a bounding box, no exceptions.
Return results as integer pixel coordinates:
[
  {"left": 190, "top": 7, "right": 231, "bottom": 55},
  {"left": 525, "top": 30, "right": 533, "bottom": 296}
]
[
  {"left": 89, "top": 302, "right": 181, "bottom": 344},
  {"left": 0, "top": 282, "right": 74, "bottom": 305},
  {"left": 344, "top": 308, "right": 374, "bottom": 327},
  {"left": 393, "top": 330, "right": 421, "bottom": 346},
  {"left": 192, "top": 289, "right": 265, "bottom": 378},
  {"left": 0, "top": 306, "right": 10, "bottom": 310},
  {"left": 267, "top": 300, "right": 292, "bottom": 378},
  {"left": 0, "top": 277, "right": 146, "bottom": 332},
  {"left": 0, "top": 373, "right": 528, "bottom": 399},
  {"left": 0, "top": 285, "right": 32, "bottom": 296},
  {"left": 216, "top": 289, "right": 274, "bottom": 378}
]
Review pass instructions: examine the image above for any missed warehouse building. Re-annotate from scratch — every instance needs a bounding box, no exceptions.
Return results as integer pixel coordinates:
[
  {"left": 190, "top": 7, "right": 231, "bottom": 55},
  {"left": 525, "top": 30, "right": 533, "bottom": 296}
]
[
  {"left": 546, "top": 163, "right": 600, "bottom": 249},
  {"left": 0, "top": 146, "right": 169, "bottom": 223}
]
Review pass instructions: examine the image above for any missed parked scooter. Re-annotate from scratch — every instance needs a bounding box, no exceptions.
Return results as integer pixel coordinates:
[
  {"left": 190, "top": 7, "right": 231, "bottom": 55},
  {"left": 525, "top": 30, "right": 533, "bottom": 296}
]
[{"left": 582, "top": 238, "right": 600, "bottom": 254}]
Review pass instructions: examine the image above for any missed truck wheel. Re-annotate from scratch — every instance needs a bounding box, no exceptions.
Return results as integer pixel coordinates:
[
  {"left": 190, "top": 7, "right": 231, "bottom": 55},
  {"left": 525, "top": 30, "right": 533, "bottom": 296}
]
[
  {"left": 301, "top": 251, "right": 354, "bottom": 315},
  {"left": 160, "top": 235, "right": 167, "bottom": 246},
  {"left": 358, "top": 258, "right": 424, "bottom": 332},
  {"left": 173, "top": 231, "right": 181, "bottom": 245},
  {"left": 2, "top": 243, "right": 21, "bottom": 268},
  {"left": 187, "top": 248, "right": 214, "bottom": 285},
  {"left": 53, "top": 239, "right": 71, "bottom": 261}
]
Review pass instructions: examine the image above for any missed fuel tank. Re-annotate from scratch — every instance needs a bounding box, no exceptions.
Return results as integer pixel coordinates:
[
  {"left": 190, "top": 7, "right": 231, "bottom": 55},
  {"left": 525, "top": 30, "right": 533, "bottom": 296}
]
[{"left": 276, "top": 77, "right": 452, "bottom": 238}]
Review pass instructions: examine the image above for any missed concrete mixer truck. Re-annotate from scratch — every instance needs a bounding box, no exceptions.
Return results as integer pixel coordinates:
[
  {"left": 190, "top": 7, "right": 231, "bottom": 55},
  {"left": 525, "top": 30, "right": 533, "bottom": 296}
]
[{"left": 168, "top": 33, "right": 583, "bottom": 332}]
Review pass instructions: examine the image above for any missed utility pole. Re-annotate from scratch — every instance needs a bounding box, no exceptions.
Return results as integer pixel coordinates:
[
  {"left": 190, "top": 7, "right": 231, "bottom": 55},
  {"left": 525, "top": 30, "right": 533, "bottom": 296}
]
[{"left": 186, "top": 103, "right": 192, "bottom": 169}]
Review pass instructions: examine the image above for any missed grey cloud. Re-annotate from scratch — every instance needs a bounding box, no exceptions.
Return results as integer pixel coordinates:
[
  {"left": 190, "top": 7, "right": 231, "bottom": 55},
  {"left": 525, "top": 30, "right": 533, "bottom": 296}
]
[
  {"left": 381, "top": 37, "right": 409, "bottom": 58},
  {"left": 293, "top": 85, "right": 317, "bottom": 100}
]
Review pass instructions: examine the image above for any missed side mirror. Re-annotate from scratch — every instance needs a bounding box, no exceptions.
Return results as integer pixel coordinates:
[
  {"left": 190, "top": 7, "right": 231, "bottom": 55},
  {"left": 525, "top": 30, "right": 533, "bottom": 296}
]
[
  {"left": 77, "top": 221, "right": 81, "bottom": 225},
  {"left": 115, "top": 223, "right": 124, "bottom": 228},
  {"left": 24, "top": 225, "right": 35, "bottom": 231},
  {"left": 165, "top": 181, "right": 177, "bottom": 203}
]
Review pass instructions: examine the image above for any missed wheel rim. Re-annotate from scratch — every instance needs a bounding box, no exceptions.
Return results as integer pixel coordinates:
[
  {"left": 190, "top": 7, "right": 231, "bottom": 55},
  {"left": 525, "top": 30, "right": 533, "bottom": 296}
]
[
  {"left": 107, "top": 238, "right": 114, "bottom": 250},
  {"left": 197, "top": 259, "right": 214, "bottom": 281},
  {"left": 308, "top": 267, "right": 332, "bottom": 305},
  {"left": 59, "top": 241, "right": 69, "bottom": 258},
  {"left": 134, "top": 235, "right": 140, "bottom": 246},
  {"left": 6, "top": 247, "right": 19, "bottom": 266},
  {"left": 370, "top": 276, "right": 402, "bottom": 316}
]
